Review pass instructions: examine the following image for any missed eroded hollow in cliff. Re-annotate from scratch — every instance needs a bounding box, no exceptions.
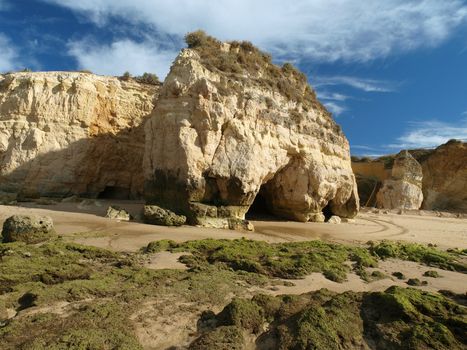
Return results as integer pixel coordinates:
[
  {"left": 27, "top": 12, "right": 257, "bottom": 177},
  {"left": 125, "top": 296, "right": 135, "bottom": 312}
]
[
  {"left": 98, "top": 186, "right": 130, "bottom": 200},
  {"left": 245, "top": 185, "right": 276, "bottom": 220},
  {"left": 322, "top": 203, "right": 333, "bottom": 221}
]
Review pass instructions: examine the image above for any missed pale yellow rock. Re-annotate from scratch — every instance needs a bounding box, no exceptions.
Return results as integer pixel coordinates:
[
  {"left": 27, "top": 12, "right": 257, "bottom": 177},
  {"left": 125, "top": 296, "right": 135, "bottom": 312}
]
[
  {"left": 376, "top": 151, "right": 423, "bottom": 210},
  {"left": 420, "top": 140, "right": 467, "bottom": 212},
  {"left": 144, "top": 43, "right": 359, "bottom": 223},
  {"left": 0, "top": 72, "right": 159, "bottom": 198}
]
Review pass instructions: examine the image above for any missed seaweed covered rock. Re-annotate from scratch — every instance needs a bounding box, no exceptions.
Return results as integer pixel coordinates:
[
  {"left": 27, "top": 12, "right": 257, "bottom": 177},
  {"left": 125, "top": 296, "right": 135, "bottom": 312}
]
[
  {"left": 143, "top": 205, "right": 186, "bottom": 226},
  {"left": 189, "top": 326, "right": 245, "bottom": 350},
  {"left": 195, "top": 287, "right": 467, "bottom": 350},
  {"left": 144, "top": 32, "right": 359, "bottom": 225},
  {"left": 377, "top": 151, "right": 423, "bottom": 210},
  {"left": 2, "top": 215, "right": 55, "bottom": 243}
]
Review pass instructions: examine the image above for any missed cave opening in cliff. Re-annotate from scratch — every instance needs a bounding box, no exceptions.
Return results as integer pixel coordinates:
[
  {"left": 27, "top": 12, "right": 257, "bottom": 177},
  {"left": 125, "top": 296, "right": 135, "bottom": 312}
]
[
  {"left": 245, "top": 185, "right": 275, "bottom": 220},
  {"left": 322, "top": 203, "right": 333, "bottom": 221},
  {"left": 98, "top": 186, "right": 130, "bottom": 200}
]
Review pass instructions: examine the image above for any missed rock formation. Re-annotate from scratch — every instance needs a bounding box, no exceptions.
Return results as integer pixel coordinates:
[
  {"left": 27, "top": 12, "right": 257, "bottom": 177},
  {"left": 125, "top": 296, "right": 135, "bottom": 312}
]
[
  {"left": 0, "top": 72, "right": 159, "bottom": 199},
  {"left": 376, "top": 151, "right": 423, "bottom": 210},
  {"left": 421, "top": 140, "right": 467, "bottom": 212},
  {"left": 144, "top": 33, "right": 359, "bottom": 224}
]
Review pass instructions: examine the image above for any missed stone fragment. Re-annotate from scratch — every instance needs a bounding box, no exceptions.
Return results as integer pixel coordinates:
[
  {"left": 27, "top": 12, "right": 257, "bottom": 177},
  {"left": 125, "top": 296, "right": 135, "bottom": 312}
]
[
  {"left": 143, "top": 205, "right": 186, "bottom": 226},
  {"left": 106, "top": 206, "right": 131, "bottom": 221},
  {"left": 2, "top": 215, "right": 55, "bottom": 244},
  {"left": 327, "top": 216, "right": 341, "bottom": 224}
]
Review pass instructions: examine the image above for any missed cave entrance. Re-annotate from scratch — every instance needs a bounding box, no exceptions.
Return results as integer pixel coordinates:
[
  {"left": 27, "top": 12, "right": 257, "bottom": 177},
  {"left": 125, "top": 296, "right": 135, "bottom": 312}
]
[
  {"left": 98, "top": 186, "right": 130, "bottom": 200},
  {"left": 322, "top": 203, "right": 333, "bottom": 221},
  {"left": 245, "top": 185, "right": 276, "bottom": 220}
]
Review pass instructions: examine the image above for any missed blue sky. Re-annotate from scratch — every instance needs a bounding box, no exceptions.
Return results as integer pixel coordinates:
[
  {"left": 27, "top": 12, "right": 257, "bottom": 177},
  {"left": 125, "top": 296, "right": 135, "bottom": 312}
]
[{"left": 1, "top": 0, "right": 467, "bottom": 156}]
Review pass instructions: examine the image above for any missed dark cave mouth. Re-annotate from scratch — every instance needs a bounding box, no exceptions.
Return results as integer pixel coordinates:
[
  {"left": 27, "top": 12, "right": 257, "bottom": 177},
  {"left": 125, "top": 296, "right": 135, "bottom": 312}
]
[
  {"left": 245, "top": 186, "right": 277, "bottom": 220},
  {"left": 98, "top": 186, "right": 130, "bottom": 200}
]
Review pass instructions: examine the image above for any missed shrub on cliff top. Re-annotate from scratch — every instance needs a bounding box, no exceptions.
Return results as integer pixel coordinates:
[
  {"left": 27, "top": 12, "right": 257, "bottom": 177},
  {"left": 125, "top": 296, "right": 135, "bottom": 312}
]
[
  {"left": 135, "top": 72, "right": 160, "bottom": 85},
  {"left": 183, "top": 31, "right": 324, "bottom": 113}
]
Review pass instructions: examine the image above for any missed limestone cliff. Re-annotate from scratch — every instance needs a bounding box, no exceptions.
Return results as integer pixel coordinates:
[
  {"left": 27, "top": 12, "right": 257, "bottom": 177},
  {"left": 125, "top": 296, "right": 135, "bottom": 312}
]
[
  {"left": 0, "top": 72, "right": 159, "bottom": 199},
  {"left": 144, "top": 34, "right": 359, "bottom": 224},
  {"left": 421, "top": 140, "right": 467, "bottom": 212}
]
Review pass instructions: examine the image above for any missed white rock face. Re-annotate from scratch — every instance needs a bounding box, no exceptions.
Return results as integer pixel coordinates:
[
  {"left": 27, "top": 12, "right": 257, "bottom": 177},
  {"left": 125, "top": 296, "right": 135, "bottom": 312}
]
[
  {"left": 0, "top": 72, "right": 158, "bottom": 199},
  {"left": 144, "top": 46, "right": 359, "bottom": 223},
  {"left": 377, "top": 151, "right": 423, "bottom": 210}
]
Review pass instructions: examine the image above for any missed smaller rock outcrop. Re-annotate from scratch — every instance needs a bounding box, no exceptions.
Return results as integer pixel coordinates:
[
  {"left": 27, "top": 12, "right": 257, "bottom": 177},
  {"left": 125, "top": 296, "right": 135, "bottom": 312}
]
[
  {"left": 2, "top": 215, "right": 55, "bottom": 243},
  {"left": 105, "top": 206, "right": 131, "bottom": 221},
  {"left": 143, "top": 205, "right": 186, "bottom": 226},
  {"left": 376, "top": 151, "right": 423, "bottom": 210}
]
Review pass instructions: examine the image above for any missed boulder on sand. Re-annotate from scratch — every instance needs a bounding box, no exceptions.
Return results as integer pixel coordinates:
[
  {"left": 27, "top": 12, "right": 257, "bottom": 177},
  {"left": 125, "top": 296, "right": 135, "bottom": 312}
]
[
  {"left": 105, "top": 206, "right": 131, "bottom": 221},
  {"left": 2, "top": 215, "right": 55, "bottom": 244},
  {"left": 143, "top": 205, "right": 186, "bottom": 226}
]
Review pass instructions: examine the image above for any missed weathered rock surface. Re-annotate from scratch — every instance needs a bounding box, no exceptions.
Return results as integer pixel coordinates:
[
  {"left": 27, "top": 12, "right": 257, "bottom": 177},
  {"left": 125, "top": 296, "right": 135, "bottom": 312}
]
[
  {"left": 2, "top": 214, "right": 55, "bottom": 243},
  {"left": 420, "top": 140, "right": 467, "bottom": 212},
  {"left": 106, "top": 205, "right": 131, "bottom": 221},
  {"left": 376, "top": 151, "right": 423, "bottom": 210},
  {"left": 0, "top": 72, "right": 159, "bottom": 199},
  {"left": 143, "top": 205, "right": 186, "bottom": 226},
  {"left": 327, "top": 215, "right": 341, "bottom": 224},
  {"left": 144, "top": 36, "right": 359, "bottom": 223}
]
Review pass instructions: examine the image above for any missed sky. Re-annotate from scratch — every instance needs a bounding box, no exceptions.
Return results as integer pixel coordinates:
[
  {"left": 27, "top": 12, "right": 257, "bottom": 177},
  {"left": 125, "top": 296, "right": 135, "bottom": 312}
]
[{"left": 1, "top": 0, "right": 467, "bottom": 156}]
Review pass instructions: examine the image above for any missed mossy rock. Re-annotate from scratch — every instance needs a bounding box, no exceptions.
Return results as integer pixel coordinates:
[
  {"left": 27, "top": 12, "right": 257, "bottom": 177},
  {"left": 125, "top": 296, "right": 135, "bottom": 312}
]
[
  {"left": 2, "top": 215, "right": 55, "bottom": 244},
  {"left": 189, "top": 326, "right": 245, "bottom": 350},
  {"left": 424, "top": 270, "right": 441, "bottom": 278},
  {"left": 216, "top": 298, "right": 264, "bottom": 334},
  {"left": 392, "top": 271, "right": 406, "bottom": 279}
]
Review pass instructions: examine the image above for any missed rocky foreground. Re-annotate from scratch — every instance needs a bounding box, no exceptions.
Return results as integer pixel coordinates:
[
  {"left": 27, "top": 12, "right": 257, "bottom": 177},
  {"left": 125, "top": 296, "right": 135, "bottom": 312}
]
[{"left": 0, "top": 226, "right": 466, "bottom": 349}]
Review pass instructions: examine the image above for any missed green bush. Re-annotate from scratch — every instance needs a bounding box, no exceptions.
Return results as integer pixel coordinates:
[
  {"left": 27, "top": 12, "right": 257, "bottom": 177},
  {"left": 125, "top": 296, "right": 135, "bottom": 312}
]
[{"left": 135, "top": 72, "right": 160, "bottom": 85}]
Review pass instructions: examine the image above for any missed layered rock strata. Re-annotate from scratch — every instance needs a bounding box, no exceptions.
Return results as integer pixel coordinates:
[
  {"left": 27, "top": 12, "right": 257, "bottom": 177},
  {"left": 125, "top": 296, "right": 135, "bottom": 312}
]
[
  {"left": 376, "top": 151, "right": 423, "bottom": 210},
  {"left": 0, "top": 72, "right": 159, "bottom": 199},
  {"left": 144, "top": 36, "right": 359, "bottom": 224}
]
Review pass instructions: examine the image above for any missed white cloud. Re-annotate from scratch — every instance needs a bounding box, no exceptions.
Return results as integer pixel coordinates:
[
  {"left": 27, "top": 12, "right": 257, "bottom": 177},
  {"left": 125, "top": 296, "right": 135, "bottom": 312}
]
[
  {"left": 388, "top": 120, "right": 467, "bottom": 149},
  {"left": 323, "top": 101, "right": 346, "bottom": 116},
  {"left": 68, "top": 39, "right": 178, "bottom": 78},
  {"left": 314, "top": 76, "right": 397, "bottom": 92},
  {"left": 0, "top": 34, "right": 19, "bottom": 72},
  {"left": 43, "top": 0, "right": 467, "bottom": 63},
  {"left": 317, "top": 92, "right": 349, "bottom": 102}
]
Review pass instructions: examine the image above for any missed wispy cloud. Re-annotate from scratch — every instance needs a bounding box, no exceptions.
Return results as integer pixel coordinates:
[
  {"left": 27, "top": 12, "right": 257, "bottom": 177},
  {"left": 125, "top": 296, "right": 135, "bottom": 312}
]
[
  {"left": 43, "top": 0, "right": 467, "bottom": 63},
  {"left": 388, "top": 119, "right": 467, "bottom": 149},
  {"left": 68, "top": 39, "right": 179, "bottom": 78},
  {"left": 323, "top": 102, "right": 346, "bottom": 116},
  {"left": 0, "top": 34, "right": 19, "bottom": 72},
  {"left": 314, "top": 76, "right": 398, "bottom": 93}
]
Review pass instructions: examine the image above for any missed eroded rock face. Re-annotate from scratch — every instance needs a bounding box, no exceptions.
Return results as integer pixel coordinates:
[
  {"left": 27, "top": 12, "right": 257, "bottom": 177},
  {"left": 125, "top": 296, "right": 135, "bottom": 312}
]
[
  {"left": 144, "top": 40, "right": 359, "bottom": 223},
  {"left": 421, "top": 140, "right": 467, "bottom": 212},
  {"left": 376, "top": 151, "right": 423, "bottom": 210},
  {"left": 0, "top": 72, "right": 159, "bottom": 199}
]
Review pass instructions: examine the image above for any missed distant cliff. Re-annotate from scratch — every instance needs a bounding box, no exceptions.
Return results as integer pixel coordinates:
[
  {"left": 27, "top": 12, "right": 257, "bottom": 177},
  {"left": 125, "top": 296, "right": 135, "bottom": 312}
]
[{"left": 352, "top": 140, "right": 467, "bottom": 213}]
